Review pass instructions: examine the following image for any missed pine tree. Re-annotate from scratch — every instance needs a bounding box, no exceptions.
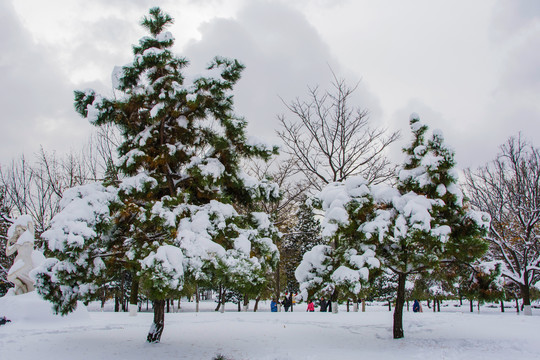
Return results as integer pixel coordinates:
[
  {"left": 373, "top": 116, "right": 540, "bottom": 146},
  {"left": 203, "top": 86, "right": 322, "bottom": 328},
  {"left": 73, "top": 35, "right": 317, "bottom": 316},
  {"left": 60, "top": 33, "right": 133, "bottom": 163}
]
[
  {"left": 34, "top": 7, "right": 279, "bottom": 343},
  {"left": 302, "top": 113, "right": 489, "bottom": 338},
  {"left": 364, "top": 114, "right": 488, "bottom": 338},
  {"left": 282, "top": 197, "right": 323, "bottom": 292},
  {"left": 295, "top": 177, "right": 382, "bottom": 309}
]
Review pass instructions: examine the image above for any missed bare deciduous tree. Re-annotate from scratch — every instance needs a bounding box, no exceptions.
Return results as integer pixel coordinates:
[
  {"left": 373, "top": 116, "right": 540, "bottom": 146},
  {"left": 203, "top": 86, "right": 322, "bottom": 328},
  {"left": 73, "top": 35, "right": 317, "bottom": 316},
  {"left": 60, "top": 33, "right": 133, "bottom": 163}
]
[
  {"left": 245, "top": 157, "right": 309, "bottom": 301},
  {"left": 277, "top": 75, "right": 399, "bottom": 191},
  {"left": 0, "top": 126, "right": 119, "bottom": 234},
  {"left": 465, "top": 135, "right": 540, "bottom": 315}
]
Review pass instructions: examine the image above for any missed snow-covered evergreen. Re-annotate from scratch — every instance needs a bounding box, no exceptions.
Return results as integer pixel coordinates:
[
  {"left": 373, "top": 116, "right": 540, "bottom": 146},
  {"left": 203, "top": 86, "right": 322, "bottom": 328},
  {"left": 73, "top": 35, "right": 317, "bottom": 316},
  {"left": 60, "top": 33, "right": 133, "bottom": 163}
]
[
  {"left": 34, "top": 7, "right": 279, "bottom": 343},
  {"left": 282, "top": 197, "right": 323, "bottom": 292},
  {"left": 295, "top": 176, "right": 381, "bottom": 306},
  {"left": 297, "top": 113, "right": 489, "bottom": 337}
]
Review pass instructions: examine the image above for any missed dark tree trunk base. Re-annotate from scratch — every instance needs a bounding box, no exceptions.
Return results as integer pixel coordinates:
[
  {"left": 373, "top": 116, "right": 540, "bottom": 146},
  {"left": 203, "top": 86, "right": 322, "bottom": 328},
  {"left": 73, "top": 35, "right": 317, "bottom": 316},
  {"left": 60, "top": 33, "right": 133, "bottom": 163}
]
[
  {"left": 393, "top": 273, "right": 406, "bottom": 339},
  {"left": 147, "top": 300, "right": 165, "bottom": 343}
]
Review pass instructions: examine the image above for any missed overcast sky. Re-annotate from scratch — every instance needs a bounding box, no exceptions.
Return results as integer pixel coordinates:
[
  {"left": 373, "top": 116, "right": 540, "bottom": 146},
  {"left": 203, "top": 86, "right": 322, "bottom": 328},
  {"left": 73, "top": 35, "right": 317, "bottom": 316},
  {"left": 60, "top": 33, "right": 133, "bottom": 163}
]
[{"left": 1, "top": 0, "right": 539, "bottom": 171}]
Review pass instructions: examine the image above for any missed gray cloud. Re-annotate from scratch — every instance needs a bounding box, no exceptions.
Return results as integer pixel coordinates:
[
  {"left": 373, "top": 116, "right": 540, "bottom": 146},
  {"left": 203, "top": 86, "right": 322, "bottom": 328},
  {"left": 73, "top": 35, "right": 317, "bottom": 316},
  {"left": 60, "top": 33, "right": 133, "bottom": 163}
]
[
  {"left": 181, "top": 1, "right": 381, "bottom": 145},
  {"left": 491, "top": 0, "right": 540, "bottom": 40},
  {"left": 481, "top": 0, "right": 540, "bottom": 167},
  {"left": 388, "top": 99, "right": 495, "bottom": 169},
  {"left": 0, "top": 1, "right": 94, "bottom": 164}
]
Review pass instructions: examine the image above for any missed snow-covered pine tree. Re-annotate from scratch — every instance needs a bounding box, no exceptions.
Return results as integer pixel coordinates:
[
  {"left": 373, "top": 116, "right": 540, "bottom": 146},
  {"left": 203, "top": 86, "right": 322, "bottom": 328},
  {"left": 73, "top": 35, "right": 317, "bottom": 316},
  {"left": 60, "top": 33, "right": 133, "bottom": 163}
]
[
  {"left": 295, "top": 177, "right": 382, "bottom": 311},
  {"left": 300, "top": 113, "right": 489, "bottom": 338},
  {"left": 282, "top": 196, "right": 323, "bottom": 292},
  {"left": 362, "top": 114, "right": 489, "bottom": 338},
  {"left": 34, "top": 8, "right": 279, "bottom": 343}
]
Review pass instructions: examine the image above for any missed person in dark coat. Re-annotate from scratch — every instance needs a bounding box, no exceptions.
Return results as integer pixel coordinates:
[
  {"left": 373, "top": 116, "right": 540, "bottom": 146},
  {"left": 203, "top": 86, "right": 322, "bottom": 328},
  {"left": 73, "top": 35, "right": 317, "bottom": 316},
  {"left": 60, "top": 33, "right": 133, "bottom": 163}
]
[
  {"left": 282, "top": 296, "right": 291, "bottom": 312},
  {"left": 319, "top": 297, "right": 328, "bottom": 312},
  {"left": 289, "top": 293, "right": 294, "bottom": 312}
]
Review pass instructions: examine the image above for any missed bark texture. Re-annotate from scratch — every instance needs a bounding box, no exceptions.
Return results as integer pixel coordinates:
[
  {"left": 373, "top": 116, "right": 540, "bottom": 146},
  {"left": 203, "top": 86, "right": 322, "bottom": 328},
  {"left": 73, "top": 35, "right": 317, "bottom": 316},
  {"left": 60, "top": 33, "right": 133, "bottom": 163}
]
[{"left": 147, "top": 300, "right": 165, "bottom": 343}]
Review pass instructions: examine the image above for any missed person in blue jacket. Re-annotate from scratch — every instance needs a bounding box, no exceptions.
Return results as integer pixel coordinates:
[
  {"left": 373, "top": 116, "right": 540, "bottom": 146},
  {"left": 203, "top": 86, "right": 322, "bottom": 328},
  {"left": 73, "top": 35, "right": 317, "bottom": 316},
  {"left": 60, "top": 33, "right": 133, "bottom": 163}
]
[
  {"left": 413, "top": 299, "right": 422, "bottom": 313},
  {"left": 271, "top": 299, "right": 278, "bottom": 312}
]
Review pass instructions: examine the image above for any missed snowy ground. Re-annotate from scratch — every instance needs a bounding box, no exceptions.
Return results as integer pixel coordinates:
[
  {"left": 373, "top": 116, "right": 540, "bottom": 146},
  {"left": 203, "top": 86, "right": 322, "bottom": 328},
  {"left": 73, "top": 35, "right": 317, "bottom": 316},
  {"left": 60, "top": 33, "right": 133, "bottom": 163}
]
[{"left": 1, "top": 294, "right": 539, "bottom": 360}]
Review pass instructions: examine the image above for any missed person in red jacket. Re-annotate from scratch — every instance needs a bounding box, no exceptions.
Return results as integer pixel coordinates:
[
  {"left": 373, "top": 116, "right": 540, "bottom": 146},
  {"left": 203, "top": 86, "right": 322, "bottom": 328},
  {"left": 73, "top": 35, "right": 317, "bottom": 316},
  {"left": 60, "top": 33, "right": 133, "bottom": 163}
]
[{"left": 307, "top": 300, "right": 315, "bottom": 312}]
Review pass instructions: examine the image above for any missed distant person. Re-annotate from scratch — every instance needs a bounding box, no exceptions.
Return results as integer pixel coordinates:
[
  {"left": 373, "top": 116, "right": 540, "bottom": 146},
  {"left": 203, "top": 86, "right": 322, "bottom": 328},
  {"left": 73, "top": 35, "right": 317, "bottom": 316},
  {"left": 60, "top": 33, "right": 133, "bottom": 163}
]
[
  {"left": 283, "top": 296, "right": 291, "bottom": 312},
  {"left": 289, "top": 293, "right": 294, "bottom": 312},
  {"left": 320, "top": 297, "right": 328, "bottom": 312},
  {"left": 307, "top": 300, "right": 315, "bottom": 312},
  {"left": 271, "top": 299, "right": 278, "bottom": 312},
  {"left": 413, "top": 299, "right": 423, "bottom": 313}
]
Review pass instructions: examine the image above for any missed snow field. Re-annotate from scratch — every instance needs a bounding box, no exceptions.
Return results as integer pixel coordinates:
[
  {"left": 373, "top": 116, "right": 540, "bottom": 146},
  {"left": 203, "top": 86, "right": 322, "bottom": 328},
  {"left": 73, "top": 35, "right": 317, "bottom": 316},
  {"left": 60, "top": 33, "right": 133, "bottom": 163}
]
[{"left": 1, "top": 298, "right": 538, "bottom": 360}]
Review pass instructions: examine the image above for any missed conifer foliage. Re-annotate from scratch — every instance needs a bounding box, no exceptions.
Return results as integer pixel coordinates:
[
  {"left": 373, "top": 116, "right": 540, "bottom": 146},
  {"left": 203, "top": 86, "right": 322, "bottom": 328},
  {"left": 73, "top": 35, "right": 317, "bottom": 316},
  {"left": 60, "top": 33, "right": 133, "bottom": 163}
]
[
  {"left": 34, "top": 8, "right": 280, "bottom": 343},
  {"left": 297, "top": 114, "right": 489, "bottom": 338},
  {"left": 282, "top": 197, "right": 323, "bottom": 292}
]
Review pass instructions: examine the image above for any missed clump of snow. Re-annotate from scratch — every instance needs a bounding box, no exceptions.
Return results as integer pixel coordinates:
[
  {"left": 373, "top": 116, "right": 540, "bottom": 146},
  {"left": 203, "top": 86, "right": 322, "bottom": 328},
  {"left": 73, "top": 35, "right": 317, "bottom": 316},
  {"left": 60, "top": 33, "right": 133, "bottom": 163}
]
[
  {"left": 409, "top": 112, "right": 420, "bottom": 122},
  {"left": 7, "top": 214, "right": 33, "bottom": 238},
  {"left": 86, "top": 95, "right": 103, "bottom": 123},
  {"left": 119, "top": 173, "right": 158, "bottom": 194},
  {"left": 198, "top": 158, "right": 225, "bottom": 179},
  {"left": 42, "top": 183, "right": 117, "bottom": 252},
  {"left": 467, "top": 210, "right": 491, "bottom": 229},
  {"left": 247, "top": 136, "right": 276, "bottom": 153},
  {"left": 118, "top": 149, "right": 145, "bottom": 167},
  {"left": 111, "top": 66, "right": 124, "bottom": 90},
  {"left": 295, "top": 245, "right": 332, "bottom": 300},
  {"left": 150, "top": 102, "right": 165, "bottom": 118},
  {"left": 141, "top": 245, "right": 184, "bottom": 289},
  {"left": 156, "top": 31, "right": 174, "bottom": 42}
]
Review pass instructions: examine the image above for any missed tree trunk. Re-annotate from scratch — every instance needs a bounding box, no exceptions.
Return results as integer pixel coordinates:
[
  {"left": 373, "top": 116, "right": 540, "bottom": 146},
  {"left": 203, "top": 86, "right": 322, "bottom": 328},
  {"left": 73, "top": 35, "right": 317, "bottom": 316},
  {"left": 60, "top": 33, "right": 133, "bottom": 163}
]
[
  {"left": 362, "top": 299, "right": 366, "bottom": 312},
  {"left": 129, "top": 276, "right": 139, "bottom": 316},
  {"left": 521, "top": 282, "right": 532, "bottom": 316},
  {"left": 388, "top": 301, "right": 392, "bottom": 311},
  {"left": 243, "top": 294, "right": 249, "bottom": 311},
  {"left": 515, "top": 297, "right": 520, "bottom": 314},
  {"left": 195, "top": 285, "right": 200, "bottom": 313},
  {"left": 219, "top": 288, "right": 226, "bottom": 313},
  {"left": 393, "top": 273, "right": 406, "bottom": 339},
  {"left": 275, "top": 262, "right": 281, "bottom": 305},
  {"left": 147, "top": 300, "right": 165, "bottom": 343},
  {"left": 331, "top": 290, "right": 338, "bottom": 313},
  {"left": 469, "top": 299, "right": 473, "bottom": 312},
  {"left": 215, "top": 285, "right": 222, "bottom": 312},
  {"left": 254, "top": 297, "right": 260, "bottom": 312},
  {"left": 115, "top": 294, "right": 120, "bottom": 312},
  {"left": 347, "top": 299, "right": 350, "bottom": 312},
  {"left": 437, "top": 299, "right": 440, "bottom": 312},
  {"left": 433, "top": 299, "right": 436, "bottom": 312},
  {"left": 406, "top": 300, "right": 409, "bottom": 312},
  {"left": 120, "top": 274, "right": 126, "bottom": 312},
  {"left": 166, "top": 299, "right": 170, "bottom": 313},
  {"left": 500, "top": 300, "right": 504, "bottom": 313}
]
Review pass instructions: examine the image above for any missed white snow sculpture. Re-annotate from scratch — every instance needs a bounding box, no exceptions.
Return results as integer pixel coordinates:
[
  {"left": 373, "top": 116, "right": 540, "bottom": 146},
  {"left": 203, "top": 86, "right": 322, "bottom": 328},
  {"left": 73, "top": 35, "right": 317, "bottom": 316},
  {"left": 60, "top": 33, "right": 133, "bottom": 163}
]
[{"left": 5, "top": 215, "right": 45, "bottom": 295}]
